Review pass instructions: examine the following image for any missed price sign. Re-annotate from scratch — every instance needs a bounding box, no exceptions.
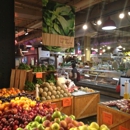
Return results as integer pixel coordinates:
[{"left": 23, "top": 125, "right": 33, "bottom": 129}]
[
  {"left": 119, "top": 126, "right": 129, "bottom": 130},
  {"left": 102, "top": 111, "right": 113, "bottom": 125},
  {"left": 62, "top": 98, "right": 71, "bottom": 107},
  {"left": 36, "top": 72, "right": 42, "bottom": 78},
  {"left": 51, "top": 103, "right": 57, "bottom": 109}
]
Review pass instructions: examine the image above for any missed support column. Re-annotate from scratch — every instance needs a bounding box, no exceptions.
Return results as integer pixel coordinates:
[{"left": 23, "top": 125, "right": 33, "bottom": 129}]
[
  {"left": 0, "top": 1, "right": 15, "bottom": 88},
  {"left": 84, "top": 36, "right": 91, "bottom": 62}
]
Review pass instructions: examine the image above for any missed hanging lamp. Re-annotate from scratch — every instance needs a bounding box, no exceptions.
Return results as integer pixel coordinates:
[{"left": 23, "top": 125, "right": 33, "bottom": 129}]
[{"left": 102, "top": 17, "right": 116, "bottom": 30}]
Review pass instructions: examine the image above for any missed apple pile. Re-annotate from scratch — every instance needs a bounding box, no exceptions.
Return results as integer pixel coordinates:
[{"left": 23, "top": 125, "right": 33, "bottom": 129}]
[
  {"left": 101, "top": 99, "right": 130, "bottom": 114},
  {"left": 39, "top": 82, "right": 71, "bottom": 101},
  {"left": 17, "top": 110, "right": 110, "bottom": 130},
  {"left": 0, "top": 98, "right": 55, "bottom": 130}
]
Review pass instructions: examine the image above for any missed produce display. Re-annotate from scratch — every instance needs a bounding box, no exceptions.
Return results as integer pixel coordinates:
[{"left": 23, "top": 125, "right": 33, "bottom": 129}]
[
  {"left": 0, "top": 88, "right": 21, "bottom": 98},
  {"left": 80, "top": 87, "right": 95, "bottom": 93},
  {"left": 0, "top": 97, "right": 55, "bottom": 130},
  {"left": 18, "top": 63, "right": 31, "bottom": 70},
  {"left": 17, "top": 110, "right": 110, "bottom": 130},
  {"left": 39, "top": 82, "right": 71, "bottom": 101},
  {"left": 101, "top": 99, "right": 130, "bottom": 114}
]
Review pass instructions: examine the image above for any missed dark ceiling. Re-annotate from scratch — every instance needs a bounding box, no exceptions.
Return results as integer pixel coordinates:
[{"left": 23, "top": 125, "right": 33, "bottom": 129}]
[{"left": 15, "top": 0, "right": 130, "bottom": 50}]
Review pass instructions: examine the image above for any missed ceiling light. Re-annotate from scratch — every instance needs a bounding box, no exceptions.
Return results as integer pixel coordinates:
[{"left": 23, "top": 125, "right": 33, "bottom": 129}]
[
  {"left": 118, "top": 45, "right": 122, "bottom": 48},
  {"left": 128, "top": 10, "right": 130, "bottom": 16},
  {"left": 100, "top": 47, "right": 102, "bottom": 49},
  {"left": 123, "top": 48, "right": 125, "bottom": 50},
  {"left": 103, "top": 49, "right": 106, "bottom": 52},
  {"left": 102, "top": 17, "right": 116, "bottom": 30},
  {"left": 91, "top": 48, "right": 94, "bottom": 50},
  {"left": 24, "top": 29, "right": 28, "bottom": 35},
  {"left": 83, "top": 24, "right": 88, "bottom": 30},
  {"left": 107, "top": 46, "right": 111, "bottom": 50},
  {"left": 119, "top": 13, "right": 125, "bottom": 19},
  {"left": 86, "top": 48, "right": 88, "bottom": 50},
  {"left": 99, "top": 53, "right": 102, "bottom": 55},
  {"left": 97, "top": 20, "right": 102, "bottom": 25}
]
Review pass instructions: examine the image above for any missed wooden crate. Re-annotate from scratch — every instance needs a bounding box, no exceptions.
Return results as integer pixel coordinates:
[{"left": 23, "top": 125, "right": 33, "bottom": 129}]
[
  {"left": 73, "top": 92, "right": 100, "bottom": 119},
  {"left": 10, "top": 69, "right": 27, "bottom": 90},
  {"left": 42, "top": 96, "right": 73, "bottom": 116},
  {"left": 97, "top": 104, "right": 130, "bottom": 130}
]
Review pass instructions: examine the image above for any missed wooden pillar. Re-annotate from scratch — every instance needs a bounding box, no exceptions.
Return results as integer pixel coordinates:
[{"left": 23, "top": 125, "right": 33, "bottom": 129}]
[
  {"left": 0, "top": 1, "right": 15, "bottom": 88},
  {"left": 84, "top": 36, "right": 91, "bottom": 62}
]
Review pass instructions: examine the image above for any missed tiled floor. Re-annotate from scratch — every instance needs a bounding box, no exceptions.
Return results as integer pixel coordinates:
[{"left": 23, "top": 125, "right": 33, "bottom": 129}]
[{"left": 77, "top": 94, "right": 119, "bottom": 124}]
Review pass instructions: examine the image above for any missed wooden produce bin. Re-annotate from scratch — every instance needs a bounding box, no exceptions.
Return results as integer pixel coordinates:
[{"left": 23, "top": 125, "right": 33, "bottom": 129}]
[
  {"left": 97, "top": 104, "right": 130, "bottom": 130},
  {"left": 72, "top": 91, "right": 100, "bottom": 119},
  {"left": 43, "top": 96, "right": 73, "bottom": 116}
]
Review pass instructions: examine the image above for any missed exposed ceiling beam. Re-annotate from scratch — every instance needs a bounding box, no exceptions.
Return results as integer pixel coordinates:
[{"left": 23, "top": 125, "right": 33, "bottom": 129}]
[{"left": 15, "top": 7, "right": 42, "bottom": 20}]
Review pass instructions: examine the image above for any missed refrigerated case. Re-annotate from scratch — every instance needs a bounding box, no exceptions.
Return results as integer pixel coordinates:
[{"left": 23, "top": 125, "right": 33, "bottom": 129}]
[{"left": 120, "top": 76, "right": 130, "bottom": 97}]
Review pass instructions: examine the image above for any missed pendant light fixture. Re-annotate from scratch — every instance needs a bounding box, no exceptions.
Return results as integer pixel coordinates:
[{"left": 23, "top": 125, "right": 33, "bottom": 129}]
[{"left": 102, "top": 17, "right": 116, "bottom": 30}]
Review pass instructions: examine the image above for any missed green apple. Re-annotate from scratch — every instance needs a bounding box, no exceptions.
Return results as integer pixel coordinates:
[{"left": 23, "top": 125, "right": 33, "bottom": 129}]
[
  {"left": 101, "top": 127, "right": 109, "bottom": 130},
  {"left": 52, "top": 111, "right": 61, "bottom": 119},
  {"left": 25, "top": 125, "right": 32, "bottom": 130},
  {"left": 89, "top": 122, "right": 99, "bottom": 130},
  {"left": 79, "top": 125, "right": 88, "bottom": 130},
  {"left": 41, "top": 116, "right": 46, "bottom": 123},
  {"left": 35, "top": 115, "right": 42, "bottom": 123},
  {"left": 54, "top": 118, "right": 61, "bottom": 124},
  {"left": 69, "top": 115, "right": 75, "bottom": 120},
  {"left": 51, "top": 122, "right": 60, "bottom": 130},
  {"left": 62, "top": 115, "right": 68, "bottom": 120},
  {"left": 16, "top": 128, "right": 23, "bottom": 130},
  {"left": 31, "top": 121, "right": 39, "bottom": 128},
  {"left": 38, "top": 124, "right": 45, "bottom": 130},
  {"left": 100, "top": 124, "right": 109, "bottom": 130}
]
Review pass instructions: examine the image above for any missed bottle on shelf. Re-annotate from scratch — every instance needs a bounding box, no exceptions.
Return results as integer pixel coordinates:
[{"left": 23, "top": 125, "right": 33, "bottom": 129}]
[{"left": 124, "top": 80, "right": 129, "bottom": 99}]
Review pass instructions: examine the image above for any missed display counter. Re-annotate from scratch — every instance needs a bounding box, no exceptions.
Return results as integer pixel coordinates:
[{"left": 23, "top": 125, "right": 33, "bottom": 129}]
[
  {"left": 97, "top": 103, "right": 130, "bottom": 130},
  {"left": 72, "top": 90, "right": 100, "bottom": 119}
]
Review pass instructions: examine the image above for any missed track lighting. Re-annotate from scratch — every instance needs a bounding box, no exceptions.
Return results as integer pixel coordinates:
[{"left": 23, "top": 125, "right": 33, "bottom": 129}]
[
  {"left": 119, "top": 13, "right": 125, "bottom": 19},
  {"left": 97, "top": 19, "right": 102, "bottom": 25},
  {"left": 24, "top": 28, "right": 28, "bottom": 35},
  {"left": 82, "top": 24, "right": 88, "bottom": 30}
]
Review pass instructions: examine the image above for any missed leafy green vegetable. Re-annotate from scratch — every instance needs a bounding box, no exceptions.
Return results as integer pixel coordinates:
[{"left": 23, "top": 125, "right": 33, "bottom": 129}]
[{"left": 18, "top": 63, "right": 31, "bottom": 70}]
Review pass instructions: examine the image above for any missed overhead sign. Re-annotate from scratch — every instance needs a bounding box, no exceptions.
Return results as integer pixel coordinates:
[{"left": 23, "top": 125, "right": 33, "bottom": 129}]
[{"left": 42, "top": 1, "right": 75, "bottom": 48}]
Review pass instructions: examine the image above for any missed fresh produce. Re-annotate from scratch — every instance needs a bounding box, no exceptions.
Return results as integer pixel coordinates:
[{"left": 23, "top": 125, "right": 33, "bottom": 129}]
[
  {"left": 80, "top": 86, "right": 95, "bottom": 93},
  {"left": 18, "top": 63, "right": 31, "bottom": 70},
  {"left": 24, "top": 81, "right": 35, "bottom": 91},
  {"left": 0, "top": 98, "right": 55, "bottom": 130},
  {"left": 46, "top": 73, "right": 56, "bottom": 84},
  {"left": 32, "top": 65, "right": 42, "bottom": 72},
  {"left": 39, "top": 82, "right": 71, "bottom": 101},
  {"left": 41, "top": 64, "right": 47, "bottom": 71},
  {"left": 36, "top": 78, "right": 43, "bottom": 85},
  {"left": 101, "top": 99, "right": 130, "bottom": 114},
  {"left": 47, "top": 65, "right": 55, "bottom": 71},
  {"left": 17, "top": 110, "right": 110, "bottom": 130},
  {"left": 0, "top": 88, "right": 21, "bottom": 98}
]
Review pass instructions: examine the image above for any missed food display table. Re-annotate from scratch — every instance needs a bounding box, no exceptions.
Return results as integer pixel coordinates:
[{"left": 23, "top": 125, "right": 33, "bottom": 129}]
[
  {"left": 72, "top": 90, "right": 100, "bottom": 119},
  {"left": 97, "top": 103, "right": 130, "bottom": 130}
]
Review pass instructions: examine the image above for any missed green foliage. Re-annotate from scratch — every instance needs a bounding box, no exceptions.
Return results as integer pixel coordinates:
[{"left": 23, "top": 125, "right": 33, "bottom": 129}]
[
  {"left": 47, "top": 65, "right": 55, "bottom": 71},
  {"left": 36, "top": 79, "right": 43, "bottom": 85},
  {"left": 24, "top": 81, "right": 35, "bottom": 91},
  {"left": 46, "top": 73, "right": 56, "bottom": 84},
  {"left": 42, "top": 1, "right": 75, "bottom": 36},
  {"left": 18, "top": 63, "right": 31, "bottom": 70}
]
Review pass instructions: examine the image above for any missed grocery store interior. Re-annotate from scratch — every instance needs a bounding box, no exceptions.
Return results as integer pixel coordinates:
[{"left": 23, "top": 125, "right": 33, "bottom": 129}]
[{"left": 0, "top": 0, "right": 130, "bottom": 130}]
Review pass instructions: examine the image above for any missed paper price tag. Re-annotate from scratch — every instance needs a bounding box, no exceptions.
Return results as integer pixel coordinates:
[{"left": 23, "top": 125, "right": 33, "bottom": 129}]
[
  {"left": 119, "top": 126, "right": 129, "bottom": 130},
  {"left": 63, "top": 98, "right": 71, "bottom": 107},
  {"left": 36, "top": 72, "right": 42, "bottom": 78},
  {"left": 102, "top": 111, "right": 113, "bottom": 125}
]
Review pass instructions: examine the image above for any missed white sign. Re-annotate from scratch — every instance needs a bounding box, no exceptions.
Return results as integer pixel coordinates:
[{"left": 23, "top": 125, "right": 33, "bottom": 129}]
[{"left": 38, "top": 48, "right": 50, "bottom": 57}]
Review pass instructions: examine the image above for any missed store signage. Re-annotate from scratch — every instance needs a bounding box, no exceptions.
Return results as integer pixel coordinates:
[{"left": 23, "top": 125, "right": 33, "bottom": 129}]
[
  {"left": 62, "top": 98, "right": 71, "bottom": 107},
  {"left": 36, "top": 72, "right": 42, "bottom": 78},
  {"left": 42, "top": 1, "right": 75, "bottom": 48},
  {"left": 102, "top": 111, "right": 113, "bottom": 125},
  {"left": 119, "top": 126, "right": 129, "bottom": 130}
]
